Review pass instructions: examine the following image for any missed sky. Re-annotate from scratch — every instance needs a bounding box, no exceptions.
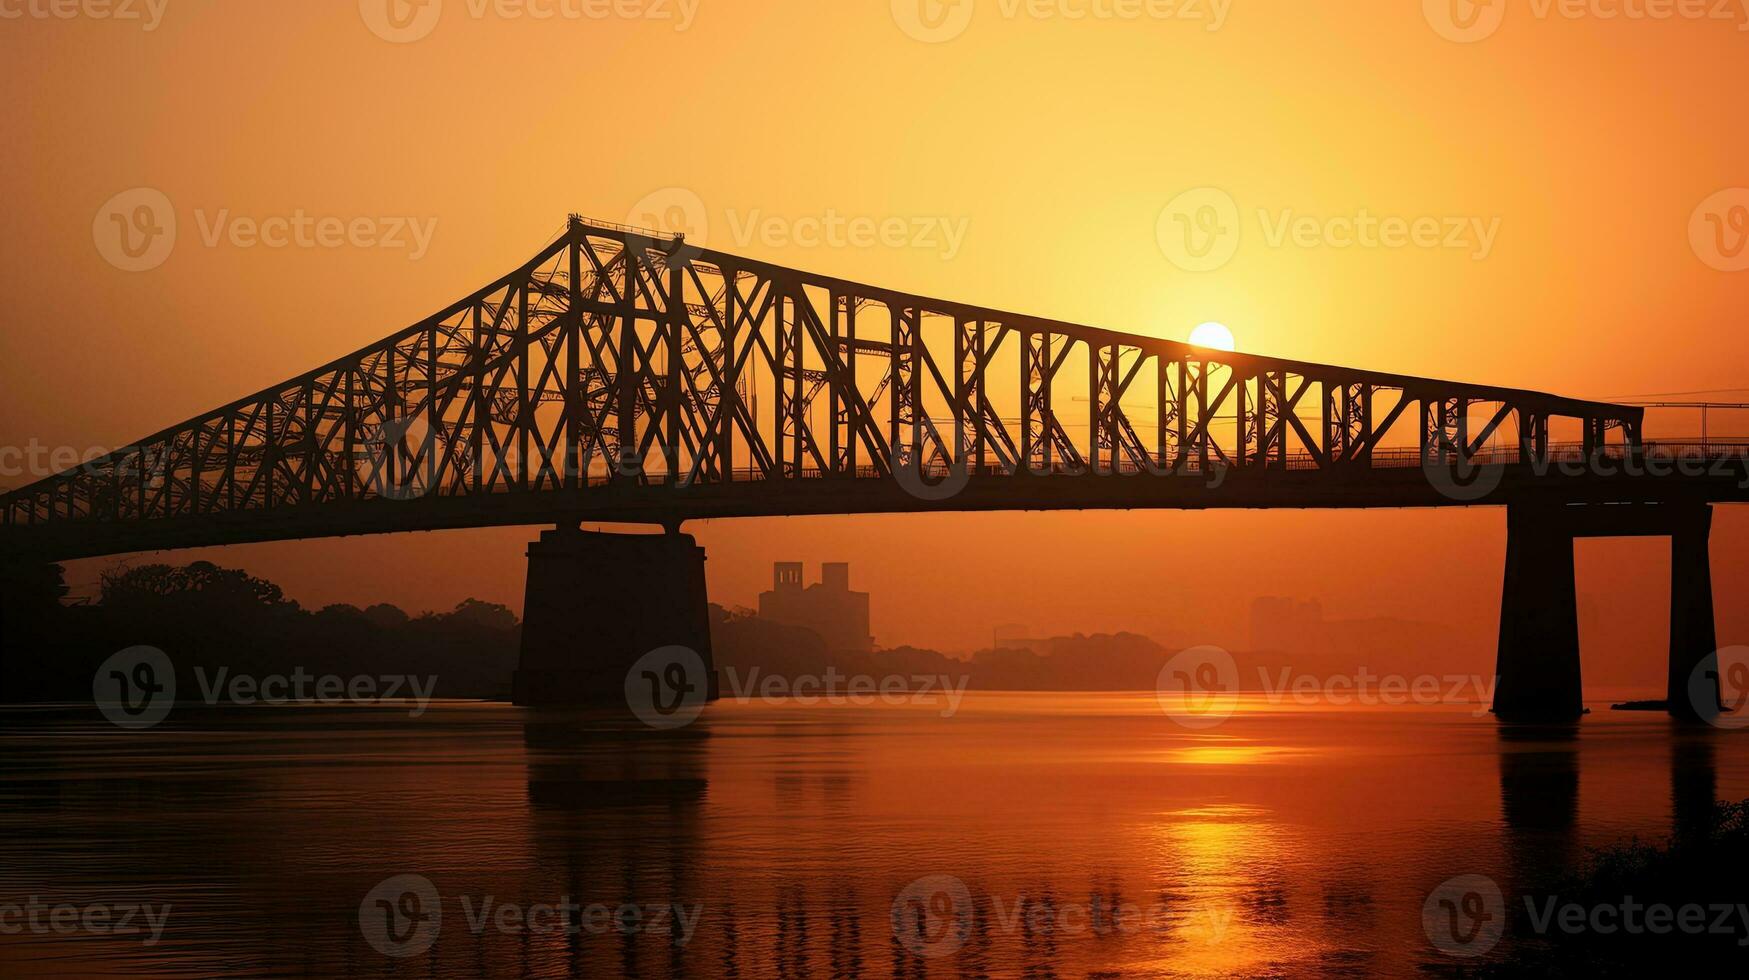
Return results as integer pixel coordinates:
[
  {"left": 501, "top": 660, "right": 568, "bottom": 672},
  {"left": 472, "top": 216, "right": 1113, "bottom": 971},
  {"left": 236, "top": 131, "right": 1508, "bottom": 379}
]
[{"left": 2, "top": 0, "right": 1747, "bottom": 686}]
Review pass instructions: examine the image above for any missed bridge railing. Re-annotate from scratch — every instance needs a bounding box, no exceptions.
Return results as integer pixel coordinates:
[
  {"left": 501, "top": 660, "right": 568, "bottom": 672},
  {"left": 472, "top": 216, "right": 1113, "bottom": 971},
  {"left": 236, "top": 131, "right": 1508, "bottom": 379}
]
[{"left": 597, "top": 440, "right": 1749, "bottom": 484}]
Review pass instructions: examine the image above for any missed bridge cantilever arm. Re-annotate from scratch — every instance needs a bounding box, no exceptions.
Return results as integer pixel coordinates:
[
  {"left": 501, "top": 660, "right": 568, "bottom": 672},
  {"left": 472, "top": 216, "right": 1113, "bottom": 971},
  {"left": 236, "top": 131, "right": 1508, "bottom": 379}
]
[
  {"left": 566, "top": 219, "right": 1640, "bottom": 427},
  {"left": 0, "top": 218, "right": 1655, "bottom": 559}
]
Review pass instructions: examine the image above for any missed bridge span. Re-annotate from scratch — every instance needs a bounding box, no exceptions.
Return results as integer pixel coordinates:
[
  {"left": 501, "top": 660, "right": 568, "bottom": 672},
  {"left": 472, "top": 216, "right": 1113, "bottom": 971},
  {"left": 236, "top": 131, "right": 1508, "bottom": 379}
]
[{"left": 2, "top": 217, "right": 1741, "bottom": 721}]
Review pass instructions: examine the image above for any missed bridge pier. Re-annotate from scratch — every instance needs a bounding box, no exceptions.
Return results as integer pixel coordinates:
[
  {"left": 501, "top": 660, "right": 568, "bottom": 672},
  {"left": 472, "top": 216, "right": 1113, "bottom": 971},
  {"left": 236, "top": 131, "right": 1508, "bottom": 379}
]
[
  {"left": 1493, "top": 506, "right": 1584, "bottom": 723},
  {"left": 0, "top": 560, "right": 67, "bottom": 699},
  {"left": 1491, "top": 503, "right": 1721, "bottom": 723},
  {"left": 511, "top": 527, "right": 719, "bottom": 708},
  {"left": 1668, "top": 506, "right": 1719, "bottom": 722}
]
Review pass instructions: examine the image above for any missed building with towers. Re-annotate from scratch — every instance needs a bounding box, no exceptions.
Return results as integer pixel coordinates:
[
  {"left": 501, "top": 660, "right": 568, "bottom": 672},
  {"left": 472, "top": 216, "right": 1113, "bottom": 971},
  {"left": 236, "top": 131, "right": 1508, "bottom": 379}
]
[{"left": 757, "top": 562, "right": 874, "bottom": 653}]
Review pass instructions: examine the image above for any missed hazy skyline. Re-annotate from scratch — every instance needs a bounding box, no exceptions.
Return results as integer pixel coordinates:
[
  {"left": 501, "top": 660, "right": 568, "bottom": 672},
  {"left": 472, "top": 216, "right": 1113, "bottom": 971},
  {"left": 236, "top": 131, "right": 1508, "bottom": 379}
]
[{"left": 3, "top": 1, "right": 1746, "bottom": 683}]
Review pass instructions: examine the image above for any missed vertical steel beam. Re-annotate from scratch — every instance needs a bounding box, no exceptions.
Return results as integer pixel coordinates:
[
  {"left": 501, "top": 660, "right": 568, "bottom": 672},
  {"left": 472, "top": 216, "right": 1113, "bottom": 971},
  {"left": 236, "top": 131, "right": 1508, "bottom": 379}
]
[
  {"left": 666, "top": 251, "right": 683, "bottom": 486},
  {"left": 567, "top": 229, "right": 583, "bottom": 491}
]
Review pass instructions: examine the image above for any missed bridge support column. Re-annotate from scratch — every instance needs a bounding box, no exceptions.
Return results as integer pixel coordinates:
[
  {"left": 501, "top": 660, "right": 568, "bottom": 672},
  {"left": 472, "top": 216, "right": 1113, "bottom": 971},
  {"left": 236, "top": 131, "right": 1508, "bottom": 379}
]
[
  {"left": 1668, "top": 505, "right": 1719, "bottom": 721},
  {"left": 0, "top": 561, "right": 67, "bottom": 699},
  {"left": 1493, "top": 506, "right": 1584, "bottom": 723},
  {"left": 512, "top": 527, "right": 719, "bottom": 708}
]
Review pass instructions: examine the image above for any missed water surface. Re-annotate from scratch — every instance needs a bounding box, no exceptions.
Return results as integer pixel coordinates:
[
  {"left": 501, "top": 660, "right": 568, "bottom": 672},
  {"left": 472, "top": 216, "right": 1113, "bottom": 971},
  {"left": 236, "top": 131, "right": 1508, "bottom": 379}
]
[{"left": 0, "top": 694, "right": 1740, "bottom": 977}]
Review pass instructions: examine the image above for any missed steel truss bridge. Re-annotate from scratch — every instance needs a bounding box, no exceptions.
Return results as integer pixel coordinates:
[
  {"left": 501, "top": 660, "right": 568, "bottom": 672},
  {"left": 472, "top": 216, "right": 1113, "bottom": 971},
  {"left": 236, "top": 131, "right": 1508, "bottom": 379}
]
[{"left": 3, "top": 216, "right": 1744, "bottom": 562}]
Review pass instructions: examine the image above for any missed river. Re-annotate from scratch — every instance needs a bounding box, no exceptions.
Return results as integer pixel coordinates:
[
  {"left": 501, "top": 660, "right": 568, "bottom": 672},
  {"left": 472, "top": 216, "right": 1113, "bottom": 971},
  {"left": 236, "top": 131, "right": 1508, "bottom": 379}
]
[{"left": 0, "top": 693, "right": 1741, "bottom": 977}]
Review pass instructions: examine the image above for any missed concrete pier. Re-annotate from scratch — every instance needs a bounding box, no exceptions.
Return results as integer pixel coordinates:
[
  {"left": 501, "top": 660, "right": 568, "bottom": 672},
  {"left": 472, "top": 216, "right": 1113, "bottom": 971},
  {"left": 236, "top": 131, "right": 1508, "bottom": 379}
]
[
  {"left": 512, "top": 527, "right": 718, "bottom": 708},
  {"left": 1668, "top": 505, "right": 1719, "bottom": 722},
  {"left": 1491, "top": 503, "right": 1720, "bottom": 723},
  {"left": 1493, "top": 506, "right": 1584, "bottom": 722},
  {"left": 0, "top": 560, "right": 66, "bottom": 692}
]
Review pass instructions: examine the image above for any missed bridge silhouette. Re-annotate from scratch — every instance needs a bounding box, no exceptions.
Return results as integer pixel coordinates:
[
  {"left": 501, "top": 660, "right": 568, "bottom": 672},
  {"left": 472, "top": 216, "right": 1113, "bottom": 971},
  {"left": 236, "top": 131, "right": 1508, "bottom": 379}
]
[{"left": 1, "top": 217, "right": 1741, "bottom": 721}]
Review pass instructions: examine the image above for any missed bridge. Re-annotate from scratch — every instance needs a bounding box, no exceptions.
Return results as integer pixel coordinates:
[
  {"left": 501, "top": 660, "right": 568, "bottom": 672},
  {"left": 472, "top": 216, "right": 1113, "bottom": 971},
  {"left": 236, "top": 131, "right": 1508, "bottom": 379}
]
[{"left": 1, "top": 217, "right": 1742, "bottom": 721}]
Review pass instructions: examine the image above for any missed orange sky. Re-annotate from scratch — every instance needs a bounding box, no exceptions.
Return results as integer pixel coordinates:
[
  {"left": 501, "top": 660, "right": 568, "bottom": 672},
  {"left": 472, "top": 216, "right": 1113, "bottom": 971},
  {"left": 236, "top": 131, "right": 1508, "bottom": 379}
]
[{"left": 2, "top": 1, "right": 1746, "bottom": 686}]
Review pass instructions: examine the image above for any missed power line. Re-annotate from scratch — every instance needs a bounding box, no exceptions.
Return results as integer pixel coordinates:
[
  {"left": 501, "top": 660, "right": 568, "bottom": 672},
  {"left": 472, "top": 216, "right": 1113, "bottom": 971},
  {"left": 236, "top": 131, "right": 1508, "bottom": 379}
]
[{"left": 1602, "top": 387, "right": 1749, "bottom": 400}]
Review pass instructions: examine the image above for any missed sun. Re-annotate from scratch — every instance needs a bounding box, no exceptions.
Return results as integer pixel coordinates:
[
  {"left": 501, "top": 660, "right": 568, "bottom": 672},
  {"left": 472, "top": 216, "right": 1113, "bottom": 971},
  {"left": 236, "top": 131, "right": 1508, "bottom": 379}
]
[{"left": 1188, "top": 322, "right": 1236, "bottom": 352}]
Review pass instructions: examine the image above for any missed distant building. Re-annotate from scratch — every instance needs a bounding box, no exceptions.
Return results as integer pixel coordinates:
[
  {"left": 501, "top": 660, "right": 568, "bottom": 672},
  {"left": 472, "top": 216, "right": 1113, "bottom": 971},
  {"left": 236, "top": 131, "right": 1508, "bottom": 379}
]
[{"left": 758, "top": 562, "right": 873, "bottom": 653}]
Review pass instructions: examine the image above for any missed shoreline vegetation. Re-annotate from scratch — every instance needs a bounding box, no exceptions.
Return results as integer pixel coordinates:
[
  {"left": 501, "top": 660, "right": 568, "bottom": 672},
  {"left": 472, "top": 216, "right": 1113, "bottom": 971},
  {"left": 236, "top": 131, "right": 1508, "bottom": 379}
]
[
  {"left": 4, "top": 559, "right": 1238, "bottom": 702},
  {"left": 1482, "top": 800, "right": 1749, "bottom": 976},
  {"left": 0, "top": 560, "right": 1624, "bottom": 707},
  {"left": 4, "top": 561, "right": 523, "bottom": 703}
]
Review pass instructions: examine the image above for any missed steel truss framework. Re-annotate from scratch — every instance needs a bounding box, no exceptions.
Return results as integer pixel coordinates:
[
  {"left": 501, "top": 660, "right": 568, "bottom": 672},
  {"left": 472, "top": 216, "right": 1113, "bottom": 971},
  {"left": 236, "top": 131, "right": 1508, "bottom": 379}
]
[{"left": 0, "top": 217, "right": 1664, "bottom": 560}]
